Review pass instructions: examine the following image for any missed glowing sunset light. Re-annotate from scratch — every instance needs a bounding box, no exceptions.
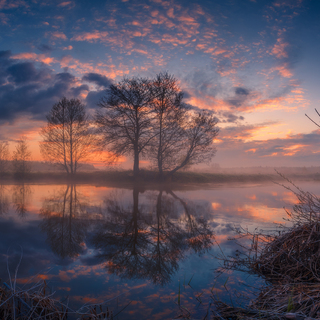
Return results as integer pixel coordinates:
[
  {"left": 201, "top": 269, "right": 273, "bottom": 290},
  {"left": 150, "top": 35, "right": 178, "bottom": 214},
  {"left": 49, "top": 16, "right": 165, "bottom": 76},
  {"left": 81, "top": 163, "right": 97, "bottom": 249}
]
[{"left": 0, "top": 0, "right": 319, "bottom": 168}]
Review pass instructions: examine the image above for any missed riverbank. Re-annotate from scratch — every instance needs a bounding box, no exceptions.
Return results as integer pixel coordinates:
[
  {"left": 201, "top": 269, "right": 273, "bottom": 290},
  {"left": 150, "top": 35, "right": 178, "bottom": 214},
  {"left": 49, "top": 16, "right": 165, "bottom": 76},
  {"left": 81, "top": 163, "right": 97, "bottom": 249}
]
[{"left": 1, "top": 169, "right": 320, "bottom": 187}]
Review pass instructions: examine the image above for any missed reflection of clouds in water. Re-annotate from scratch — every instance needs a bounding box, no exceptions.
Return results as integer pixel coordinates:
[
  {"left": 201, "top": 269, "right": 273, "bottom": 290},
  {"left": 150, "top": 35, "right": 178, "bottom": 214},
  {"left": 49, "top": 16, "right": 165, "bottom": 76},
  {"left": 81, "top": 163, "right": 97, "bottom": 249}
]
[
  {"left": 0, "top": 182, "right": 319, "bottom": 319},
  {"left": 40, "top": 185, "right": 91, "bottom": 259},
  {"left": 0, "top": 220, "right": 54, "bottom": 281},
  {"left": 90, "top": 187, "right": 215, "bottom": 285},
  {"left": 178, "top": 183, "right": 300, "bottom": 231}
]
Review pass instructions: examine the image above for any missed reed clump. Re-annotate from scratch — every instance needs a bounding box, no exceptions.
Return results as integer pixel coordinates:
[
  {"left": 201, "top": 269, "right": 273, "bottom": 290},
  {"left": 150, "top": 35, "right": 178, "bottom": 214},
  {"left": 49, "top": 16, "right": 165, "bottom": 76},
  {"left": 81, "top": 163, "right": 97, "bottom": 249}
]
[
  {"left": 0, "top": 279, "right": 115, "bottom": 319},
  {"left": 213, "top": 177, "right": 320, "bottom": 319},
  {"left": 0, "top": 280, "right": 67, "bottom": 320},
  {"left": 213, "top": 283, "right": 320, "bottom": 319},
  {"left": 253, "top": 222, "right": 320, "bottom": 283}
]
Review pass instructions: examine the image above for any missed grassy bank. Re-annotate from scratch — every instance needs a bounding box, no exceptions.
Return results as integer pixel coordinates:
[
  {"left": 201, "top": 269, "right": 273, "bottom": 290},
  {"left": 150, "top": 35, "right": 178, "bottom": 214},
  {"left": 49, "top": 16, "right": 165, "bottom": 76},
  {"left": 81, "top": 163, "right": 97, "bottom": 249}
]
[{"left": 1, "top": 169, "right": 320, "bottom": 186}]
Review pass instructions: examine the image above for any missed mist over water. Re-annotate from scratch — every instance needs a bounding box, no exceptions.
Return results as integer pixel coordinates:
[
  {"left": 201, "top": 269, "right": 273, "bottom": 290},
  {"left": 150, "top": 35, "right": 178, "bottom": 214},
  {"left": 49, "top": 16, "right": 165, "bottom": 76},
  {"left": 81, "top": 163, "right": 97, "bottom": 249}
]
[{"left": 0, "top": 181, "right": 319, "bottom": 319}]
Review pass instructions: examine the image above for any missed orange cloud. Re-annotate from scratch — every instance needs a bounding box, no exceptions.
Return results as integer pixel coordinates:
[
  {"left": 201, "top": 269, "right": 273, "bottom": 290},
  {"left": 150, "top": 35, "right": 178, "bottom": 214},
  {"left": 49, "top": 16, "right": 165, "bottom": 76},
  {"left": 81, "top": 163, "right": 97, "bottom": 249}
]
[
  {"left": 283, "top": 144, "right": 307, "bottom": 156},
  {"left": 12, "top": 52, "right": 57, "bottom": 65},
  {"left": 62, "top": 45, "right": 73, "bottom": 50}
]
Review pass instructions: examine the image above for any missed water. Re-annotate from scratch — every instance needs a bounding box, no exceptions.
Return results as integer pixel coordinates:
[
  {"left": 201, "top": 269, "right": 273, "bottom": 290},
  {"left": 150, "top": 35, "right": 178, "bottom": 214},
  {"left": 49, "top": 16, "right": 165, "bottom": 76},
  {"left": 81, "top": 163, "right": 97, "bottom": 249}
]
[{"left": 0, "top": 180, "right": 318, "bottom": 319}]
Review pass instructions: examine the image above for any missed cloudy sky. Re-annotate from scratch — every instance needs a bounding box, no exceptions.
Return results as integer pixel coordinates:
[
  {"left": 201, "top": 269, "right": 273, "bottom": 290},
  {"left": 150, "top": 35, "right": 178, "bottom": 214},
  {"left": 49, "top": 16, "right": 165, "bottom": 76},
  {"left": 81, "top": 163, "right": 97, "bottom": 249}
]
[{"left": 1, "top": 0, "right": 320, "bottom": 168}]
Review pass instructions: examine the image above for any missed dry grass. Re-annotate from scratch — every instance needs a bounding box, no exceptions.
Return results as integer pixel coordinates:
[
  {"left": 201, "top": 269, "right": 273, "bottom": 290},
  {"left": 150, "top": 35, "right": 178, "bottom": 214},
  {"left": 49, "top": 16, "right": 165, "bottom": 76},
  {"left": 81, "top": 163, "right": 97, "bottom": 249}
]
[
  {"left": 0, "top": 279, "right": 117, "bottom": 319},
  {"left": 212, "top": 175, "right": 320, "bottom": 319}
]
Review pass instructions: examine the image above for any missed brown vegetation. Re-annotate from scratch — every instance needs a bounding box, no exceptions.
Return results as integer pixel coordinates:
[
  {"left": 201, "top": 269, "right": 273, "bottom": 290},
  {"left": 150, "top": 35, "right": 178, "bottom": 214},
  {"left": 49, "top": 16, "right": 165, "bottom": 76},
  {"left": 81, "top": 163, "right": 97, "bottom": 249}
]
[
  {"left": 0, "top": 278, "right": 120, "bottom": 319},
  {"left": 213, "top": 177, "right": 320, "bottom": 319}
]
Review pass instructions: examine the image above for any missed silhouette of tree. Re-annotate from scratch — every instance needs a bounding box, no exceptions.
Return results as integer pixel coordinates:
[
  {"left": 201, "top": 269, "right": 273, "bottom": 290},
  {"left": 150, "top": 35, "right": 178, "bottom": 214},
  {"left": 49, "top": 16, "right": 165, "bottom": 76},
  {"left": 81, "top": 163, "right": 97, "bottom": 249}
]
[
  {"left": 95, "top": 77, "right": 155, "bottom": 179},
  {"left": 11, "top": 184, "right": 32, "bottom": 217},
  {"left": 168, "top": 112, "right": 219, "bottom": 176},
  {"left": 0, "top": 141, "right": 9, "bottom": 177},
  {"left": 40, "top": 97, "right": 93, "bottom": 175},
  {"left": 148, "top": 73, "right": 186, "bottom": 180},
  {"left": 96, "top": 74, "right": 219, "bottom": 179},
  {"left": 12, "top": 138, "right": 31, "bottom": 179},
  {"left": 91, "top": 186, "right": 214, "bottom": 285},
  {"left": 148, "top": 73, "right": 219, "bottom": 177},
  {"left": 40, "top": 184, "right": 89, "bottom": 259}
]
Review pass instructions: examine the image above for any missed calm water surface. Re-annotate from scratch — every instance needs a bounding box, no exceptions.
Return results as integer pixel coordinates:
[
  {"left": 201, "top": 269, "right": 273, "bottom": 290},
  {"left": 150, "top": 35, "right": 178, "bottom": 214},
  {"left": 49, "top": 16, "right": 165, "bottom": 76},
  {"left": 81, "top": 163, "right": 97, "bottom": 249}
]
[{"left": 0, "top": 181, "right": 318, "bottom": 319}]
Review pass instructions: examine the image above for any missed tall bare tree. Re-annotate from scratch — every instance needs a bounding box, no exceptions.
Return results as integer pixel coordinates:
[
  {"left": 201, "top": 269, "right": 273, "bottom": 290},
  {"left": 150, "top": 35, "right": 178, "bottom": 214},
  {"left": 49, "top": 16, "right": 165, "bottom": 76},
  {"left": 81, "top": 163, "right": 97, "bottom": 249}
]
[
  {"left": 12, "top": 138, "right": 31, "bottom": 179},
  {"left": 148, "top": 73, "right": 219, "bottom": 177},
  {"left": 40, "top": 97, "right": 93, "bottom": 175},
  {"left": 0, "top": 141, "right": 9, "bottom": 177},
  {"left": 95, "top": 77, "right": 154, "bottom": 178},
  {"left": 96, "top": 74, "right": 219, "bottom": 179},
  {"left": 148, "top": 73, "right": 186, "bottom": 179}
]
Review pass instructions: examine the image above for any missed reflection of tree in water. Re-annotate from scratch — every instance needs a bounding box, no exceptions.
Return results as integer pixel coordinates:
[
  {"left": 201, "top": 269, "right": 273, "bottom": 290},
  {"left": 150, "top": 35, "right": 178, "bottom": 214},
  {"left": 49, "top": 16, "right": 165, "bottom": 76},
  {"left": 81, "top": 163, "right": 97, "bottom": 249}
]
[
  {"left": 168, "top": 190, "right": 214, "bottom": 254},
  {"left": 40, "top": 185, "right": 89, "bottom": 259},
  {"left": 11, "top": 184, "right": 32, "bottom": 217},
  {"left": 91, "top": 186, "right": 214, "bottom": 285},
  {"left": 0, "top": 185, "right": 9, "bottom": 215}
]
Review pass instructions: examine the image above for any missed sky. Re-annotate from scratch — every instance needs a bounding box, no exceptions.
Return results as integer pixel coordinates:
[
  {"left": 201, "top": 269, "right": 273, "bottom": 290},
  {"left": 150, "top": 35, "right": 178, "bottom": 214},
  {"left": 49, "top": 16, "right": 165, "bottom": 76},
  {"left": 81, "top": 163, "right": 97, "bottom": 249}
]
[{"left": 1, "top": 0, "right": 320, "bottom": 168}]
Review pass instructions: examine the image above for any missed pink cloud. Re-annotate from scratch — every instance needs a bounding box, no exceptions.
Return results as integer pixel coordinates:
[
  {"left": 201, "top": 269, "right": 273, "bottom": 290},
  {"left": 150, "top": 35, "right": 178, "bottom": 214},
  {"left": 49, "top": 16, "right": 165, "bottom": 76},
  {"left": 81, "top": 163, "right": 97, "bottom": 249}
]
[
  {"left": 58, "top": 1, "right": 75, "bottom": 8},
  {"left": 72, "top": 31, "right": 108, "bottom": 41},
  {"left": 51, "top": 31, "right": 68, "bottom": 40},
  {"left": 271, "top": 38, "right": 289, "bottom": 58},
  {"left": 12, "top": 52, "right": 57, "bottom": 65}
]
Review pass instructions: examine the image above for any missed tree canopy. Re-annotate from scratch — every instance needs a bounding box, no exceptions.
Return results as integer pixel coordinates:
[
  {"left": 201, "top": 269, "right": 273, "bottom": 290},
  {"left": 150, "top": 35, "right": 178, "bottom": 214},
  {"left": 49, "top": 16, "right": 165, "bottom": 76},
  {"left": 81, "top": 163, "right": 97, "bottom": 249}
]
[
  {"left": 40, "top": 97, "right": 93, "bottom": 175},
  {"left": 96, "top": 73, "right": 219, "bottom": 179},
  {"left": 95, "top": 77, "right": 155, "bottom": 178}
]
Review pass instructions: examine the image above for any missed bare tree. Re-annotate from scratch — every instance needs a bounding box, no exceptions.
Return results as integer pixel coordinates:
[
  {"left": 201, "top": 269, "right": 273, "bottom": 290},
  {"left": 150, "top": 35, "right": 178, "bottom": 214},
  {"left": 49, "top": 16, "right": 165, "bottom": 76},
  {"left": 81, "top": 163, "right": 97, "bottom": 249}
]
[
  {"left": 168, "top": 111, "right": 219, "bottom": 176},
  {"left": 0, "top": 141, "right": 9, "bottom": 177},
  {"left": 148, "top": 73, "right": 219, "bottom": 176},
  {"left": 96, "top": 74, "right": 219, "bottom": 179},
  {"left": 12, "top": 138, "right": 31, "bottom": 179},
  {"left": 40, "top": 97, "right": 93, "bottom": 175},
  {"left": 148, "top": 73, "right": 186, "bottom": 179},
  {"left": 95, "top": 77, "right": 154, "bottom": 179}
]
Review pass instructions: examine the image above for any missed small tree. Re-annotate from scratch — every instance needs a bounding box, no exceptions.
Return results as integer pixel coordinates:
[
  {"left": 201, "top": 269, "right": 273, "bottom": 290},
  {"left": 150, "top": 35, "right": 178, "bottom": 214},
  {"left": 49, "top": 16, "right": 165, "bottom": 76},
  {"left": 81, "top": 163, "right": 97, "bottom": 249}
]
[
  {"left": 40, "top": 97, "right": 93, "bottom": 175},
  {"left": 0, "top": 141, "right": 9, "bottom": 177},
  {"left": 95, "top": 77, "right": 154, "bottom": 178},
  {"left": 12, "top": 138, "right": 31, "bottom": 179},
  {"left": 168, "top": 112, "right": 219, "bottom": 176}
]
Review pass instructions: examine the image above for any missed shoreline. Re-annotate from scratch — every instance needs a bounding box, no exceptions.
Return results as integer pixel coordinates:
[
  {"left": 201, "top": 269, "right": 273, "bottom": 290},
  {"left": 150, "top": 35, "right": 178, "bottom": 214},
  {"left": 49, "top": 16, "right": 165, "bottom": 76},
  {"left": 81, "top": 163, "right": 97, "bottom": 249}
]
[{"left": 0, "top": 170, "right": 319, "bottom": 189}]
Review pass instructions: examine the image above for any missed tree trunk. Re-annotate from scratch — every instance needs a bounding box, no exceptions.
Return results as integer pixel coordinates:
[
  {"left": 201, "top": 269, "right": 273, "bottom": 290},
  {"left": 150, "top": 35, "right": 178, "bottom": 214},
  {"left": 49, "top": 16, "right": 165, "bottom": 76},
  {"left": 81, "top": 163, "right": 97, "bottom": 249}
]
[
  {"left": 133, "top": 144, "right": 139, "bottom": 179},
  {"left": 158, "top": 112, "right": 163, "bottom": 181}
]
